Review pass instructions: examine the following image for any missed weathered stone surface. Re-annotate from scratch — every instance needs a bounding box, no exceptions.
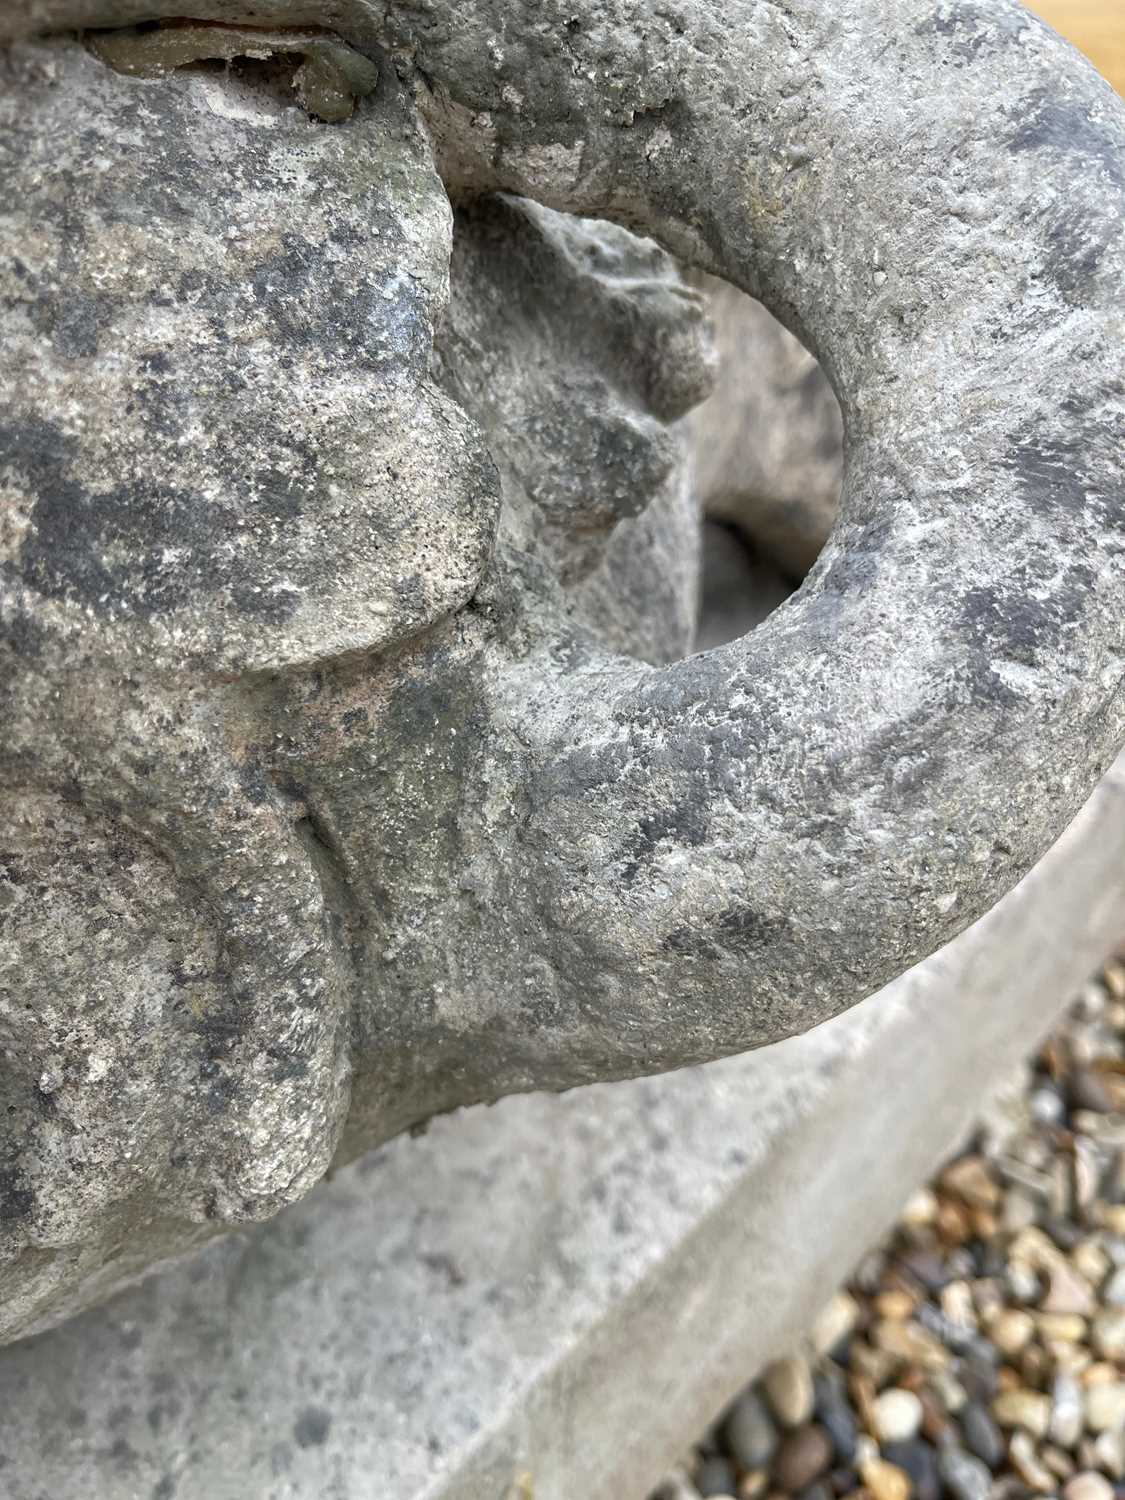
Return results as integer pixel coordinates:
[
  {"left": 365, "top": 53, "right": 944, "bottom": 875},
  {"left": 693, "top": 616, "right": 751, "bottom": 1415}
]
[
  {"left": 0, "top": 0, "right": 1123, "bottom": 1341},
  {"left": 0, "top": 753, "right": 1120, "bottom": 1500}
]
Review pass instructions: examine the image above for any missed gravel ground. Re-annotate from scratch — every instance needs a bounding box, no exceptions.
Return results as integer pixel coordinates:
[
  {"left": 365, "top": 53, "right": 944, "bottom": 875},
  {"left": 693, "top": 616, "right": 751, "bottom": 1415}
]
[{"left": 651, "top": 951, "right": 1125, "bottom": 1500}]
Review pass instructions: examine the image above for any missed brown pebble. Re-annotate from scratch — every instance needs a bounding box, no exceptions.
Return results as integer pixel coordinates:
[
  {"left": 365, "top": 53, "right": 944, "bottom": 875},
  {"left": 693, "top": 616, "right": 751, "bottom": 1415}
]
[
  {"left": 1041, "top": 1445, "right": 1075, "bottom": 1481},
  {"left": 859, "top": 1458, "right": 911, "bottom": 1500},
  {"left": 849, "top": 1341, "right": 898, "bottom": 1389},
  {"left": 970, "top": 1206, "right": 998, "bottom": 1239},
  {"left": 1036, "top": 1311, "right": 1087, "bottom": 1343},
  {"left": 935, "top": 1197, "right": 973, "bottom": 1246},
  {"left": 872, "top": 1320, "right": 949, "bottom": 1371},
  {"left": 1069, "top": 1068, "right": 1115, "bottom": 1113},
  {"left": 1042, "top": 1036, "right": 1069, "bottom": 1080},
  {"left": 993, "top": 1388, "right": 1051, "bottom": 1438},
  {"left": 849, "top": 1373, "right": 880, "bottom": 1438},
  {"left": 991, "top": 1308, "right": 1035, "bottom": 1358},
  {"left": 874, "top": 1291, "right": 916, "bottom": 1322},
  {"left": 941, "top": 1156, "right": 1000, "bottom": 1210},
  {"left": 773, "top": 1424, "right": 834, "bottom": 1492},
  {"left": 738, "top": 1471, "right": 769, "bottom": 1500},
  {"left": 1009, "top": 1431, "right": 1055, "bottom": 1493},
  {"left": 916, "top": 1385, "right": 952, "bottom": 1444},
  {"left": 1019, "top": 1343, "right": 1049, "bottom": 1389}
]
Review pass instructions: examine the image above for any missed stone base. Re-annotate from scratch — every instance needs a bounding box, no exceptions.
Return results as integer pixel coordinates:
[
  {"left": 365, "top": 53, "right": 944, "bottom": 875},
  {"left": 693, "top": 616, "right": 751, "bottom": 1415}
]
[{"left": 1, "top": 755, "right": 1124, "bottom": 1500}]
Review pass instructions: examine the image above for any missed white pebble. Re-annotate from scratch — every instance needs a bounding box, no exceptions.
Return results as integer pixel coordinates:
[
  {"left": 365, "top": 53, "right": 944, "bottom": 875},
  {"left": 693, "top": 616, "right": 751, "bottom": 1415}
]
[
  {"left": 873, "top": 1388, "right": 924, "bottom": 1445},
  {"left": 1063, "top": 1473, "right": 1114, "bottom": 1500}
]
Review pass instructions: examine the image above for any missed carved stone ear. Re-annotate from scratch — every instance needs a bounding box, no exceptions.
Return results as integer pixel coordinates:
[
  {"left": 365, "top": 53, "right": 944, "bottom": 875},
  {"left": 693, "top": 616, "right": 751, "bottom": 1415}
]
[{"left": 407, "top": 0, "right": 1125, "bottom": 1069}]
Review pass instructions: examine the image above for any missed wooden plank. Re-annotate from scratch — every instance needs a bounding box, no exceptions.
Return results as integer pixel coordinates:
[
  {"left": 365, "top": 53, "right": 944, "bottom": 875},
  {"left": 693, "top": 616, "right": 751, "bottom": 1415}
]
[{"left": 1025, "top": 0, "right": 1125, "bottom": 96}]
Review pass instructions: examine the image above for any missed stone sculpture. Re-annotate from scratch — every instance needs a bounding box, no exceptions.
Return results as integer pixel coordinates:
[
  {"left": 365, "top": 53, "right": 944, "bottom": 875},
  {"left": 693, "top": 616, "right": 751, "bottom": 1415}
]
[{"left": 0, "top": 0, "right": 1122, "bottom": 1343}]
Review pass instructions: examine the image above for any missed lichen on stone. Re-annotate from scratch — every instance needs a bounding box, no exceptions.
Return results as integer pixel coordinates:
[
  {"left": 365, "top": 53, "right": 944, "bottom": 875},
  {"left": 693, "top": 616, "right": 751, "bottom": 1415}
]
[{"left": 85, "top": 21, "right": 379, "bottom": 121}]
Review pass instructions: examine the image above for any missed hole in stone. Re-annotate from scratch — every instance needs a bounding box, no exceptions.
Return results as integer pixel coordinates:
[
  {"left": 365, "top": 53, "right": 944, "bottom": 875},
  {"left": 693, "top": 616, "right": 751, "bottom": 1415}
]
[
  {"left": 686, "top": 273, "right": 844, "bottom": 650},
  {"left": 179, "top": 53, "right": 305, "bottom": 116}
]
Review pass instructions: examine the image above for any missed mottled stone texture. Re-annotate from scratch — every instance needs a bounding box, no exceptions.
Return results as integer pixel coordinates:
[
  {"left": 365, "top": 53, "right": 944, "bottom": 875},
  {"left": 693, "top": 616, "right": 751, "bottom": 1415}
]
[{"left": 0, "top": 0, "right": 1123, "bottom": 1341}]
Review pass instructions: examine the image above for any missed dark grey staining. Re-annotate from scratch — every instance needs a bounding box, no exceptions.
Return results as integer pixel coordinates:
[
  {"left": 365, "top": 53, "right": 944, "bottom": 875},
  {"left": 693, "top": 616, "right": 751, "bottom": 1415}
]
[
  {"left": 249, "top": 233, "right": 432, "bottom": 375},
  {"left": 1009, "top": 91, "right": 1125, "bottom": 191},
  {"left": 44, "top": 293, "right": 111, "bottom": 358},
  {"left": 664, "top": 906, "right": 787, "bottom": 959},
  {"left": 914, "top": 4, "right": 1025, "bottom": 61},
  {"left": 293, "top": 1406, "right": 332, "bottom": 1448},
  {"left": 0, "top": 415, "right": 328, "bottom": 624},
  {"left": 0, "top": 1166, "right": 34, "bottom": 1222}
]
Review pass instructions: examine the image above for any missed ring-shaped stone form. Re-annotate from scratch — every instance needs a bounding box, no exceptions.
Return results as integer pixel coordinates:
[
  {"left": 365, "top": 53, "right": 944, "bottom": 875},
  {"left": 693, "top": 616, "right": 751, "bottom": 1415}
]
[{"left": 0, "top": 0, "right": 1122, "bottom": 1343}]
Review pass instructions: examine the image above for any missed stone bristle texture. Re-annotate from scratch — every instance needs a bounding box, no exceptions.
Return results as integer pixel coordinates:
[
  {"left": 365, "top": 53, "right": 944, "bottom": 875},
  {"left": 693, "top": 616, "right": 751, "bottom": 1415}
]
[{"left": 0, "top": 0, "right": 1122, "bottom": 1341}]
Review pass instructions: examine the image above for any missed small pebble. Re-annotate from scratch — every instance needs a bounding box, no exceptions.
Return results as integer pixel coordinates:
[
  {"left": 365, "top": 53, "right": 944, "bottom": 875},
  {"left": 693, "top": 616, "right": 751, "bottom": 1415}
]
[
  {"left": 772, "top": 1424, "right": 833, "bottom": 1492},
  {"left": 990, "top": 1309, "right": 1034, "bottom": 1358},
  {"left": 875, "top": 1290, "right": 917, "bottom": 1322},
  {"left": 959, "top": 1401, "right": 1005, "bottom": 1470},
  {"left": 723, "top": 1391, "right": 778, "bottom": 1471},
  {"left": 1068, "top": 1068, "right": 1115, "bottom": 1114},
  {"left": 882, "top": 1439, "right": 940, "bottom": 1500},
  {"left": 989, "top": 1479, "right": 1030, "bottom": 1500},
  {"left": 896, "top": 1251, "right": 949, "bottom": 1295},
  {"left": 1008, "top": 1430, "right": 1055, "bottom": 1493},
  {"left": 1041, "top": 1443, "right": 1075, "bottom": 1481},
  {"left": 764, "top": 1356, "right": 815, "bottom": 1429},
  {"left": 872, "top": 1389, "right": 923, "bottom": 1445},
  {"left": 849, "top": 1343, "right": 897, "bottom": 1391},
  {"left": 940, "top": 1280, "right": 975, "bottom": 1332},
  {"left": 814, "top": 1373, "right": 858, "bottom": 1465},
  {"left": 1091, "top": 1307, "right": 1125, "bottom": 1360},
  {"left": 957, "top": 1356, "right": 999, "bottom": 1407},
  {"left": 941, "top": 1157, "right": 1000, "bottom": 1210},
  {"left": 1083, "top": 1382, "right": 1125, "bottom": 1435},
  {"left": 1049, "top": 1371, "right": 1084, "bottom": 1449},
  {"left": 938, "top": 1445, "right": 992, "bottom": 1500},
  {"left": 1041, "top": 1262, "right": 1096, "bottom": 1317},
  {"left": 992, "top": 1389, "right": 1050, "bottom": 1439},
  {"left": 917, "top": 1384, "right": 954, "bottom": 1445},
  {"left": 813, "top": 1294, "right": 860, "bottom": 1358},
  {"left": 900, "top": 1188, "right": 938, "bottom": 1227},
  {"left": 1036, "top": 1312, "right": 1087, "bottom": 1342},
  {"left": 696, "top": 1456, "right": 738, "bottom": 1498},
  {"left": 858, "top": 1457, "right": 910, "bottom": 1500},
  {"left": 654, "top": 1474, "right": 704, "bottom": 1500},
  {"left": 1029, "top": 1084, "right": 1066, "bottom": 1126},
  {"left": 1091, "top": 1430, "right": 1125, "bottom": 1480},
  {"left": 930, "top": 1371, "right": 968, "bottom": 1416},
  {"left": 1063, "top": 1473, "right": 1114, "bottom": 1500},
  {"left": 1002, "top": 1186, "right": 1042, "bottom": 1234},
  {"left": 872, "top": 1319, "right": 949, "bottom": 1371},
  {"left": 1005, "top": 1260, "right": 1041, "bottom": 1305}
]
